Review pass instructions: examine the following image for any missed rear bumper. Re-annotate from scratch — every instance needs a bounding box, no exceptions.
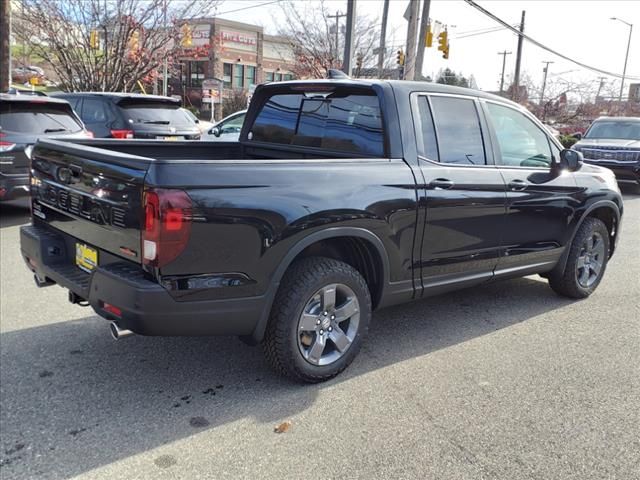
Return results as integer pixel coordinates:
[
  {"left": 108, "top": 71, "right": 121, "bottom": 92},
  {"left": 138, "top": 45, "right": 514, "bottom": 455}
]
[
  {"left": 583, "top": 160, "right": 640, "bottom": 185},
  {"left": 0, "top": 173, "right": 30, "bottom": 201},
  {"left": 20, "top": 224, "right": 265, "bottom": 336}
]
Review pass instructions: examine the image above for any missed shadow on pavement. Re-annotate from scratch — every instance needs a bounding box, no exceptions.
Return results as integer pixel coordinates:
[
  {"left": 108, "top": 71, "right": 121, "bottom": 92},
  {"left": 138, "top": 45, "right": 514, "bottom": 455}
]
[
  {"left": 0, "top": 201, "right": 30, "bottom": 229},
  {"left": 0, "top": 276, "right": 574, "bottom": 479}
]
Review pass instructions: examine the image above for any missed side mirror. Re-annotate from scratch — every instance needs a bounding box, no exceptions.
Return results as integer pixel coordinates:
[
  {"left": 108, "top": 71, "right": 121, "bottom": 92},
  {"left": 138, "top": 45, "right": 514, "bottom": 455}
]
[
  {"left": 571, "top": 132, "right": 582, "bottom": 140},
  {"left": 210, "top": 127, "right": 221, "bottom": 137},
  {"left": 194, "top": 118, "right": 200, "bottom": 124},
  {"left": 559, "top": 148, "right": 583, "bottom": 171}
]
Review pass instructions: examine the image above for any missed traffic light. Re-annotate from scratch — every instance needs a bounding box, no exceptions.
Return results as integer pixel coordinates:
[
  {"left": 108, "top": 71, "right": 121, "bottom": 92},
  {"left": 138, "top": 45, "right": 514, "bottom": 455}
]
[
  {"left": 425, "top": 23, "right": 433, "bottom": 47},
  {"left": 89, "top": 30, "right": 99, "bottom": 49},
  {"left": 437, "top": 29, "right": 449, "bottom": 59},
  {"left": 396, "top": 49, "right": 405, "bottom": 66},
  {"left": 437, "top": 29, "right": 448, "bottom": 52},
  {"left": 181, "top": 24, "right": 193, "bottom": 47},
  {"left": 128, "top": 30, "right": 140, "bottom": 51}
]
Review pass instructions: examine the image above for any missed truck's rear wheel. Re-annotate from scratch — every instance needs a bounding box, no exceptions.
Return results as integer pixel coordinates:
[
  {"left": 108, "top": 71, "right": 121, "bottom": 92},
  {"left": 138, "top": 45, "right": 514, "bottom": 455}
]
[
  {"left": 548, "top": 217, "right": 609, "bottom": 299},
  {"left": 263, "top": 257, "right": 371, "bottom": 383}
]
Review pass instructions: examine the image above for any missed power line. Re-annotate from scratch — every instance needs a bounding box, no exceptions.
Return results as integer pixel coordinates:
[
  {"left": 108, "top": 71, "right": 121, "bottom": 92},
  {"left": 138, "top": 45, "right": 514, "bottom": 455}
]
[
  {"left": 455, "top": 24, "right": 518, "bottom": 39},
  {"left": 463, "top": 0, "right": 640, "bottom": 81},
  {"left": 214, "top": 0, "right": 282, "bottom": 17}
]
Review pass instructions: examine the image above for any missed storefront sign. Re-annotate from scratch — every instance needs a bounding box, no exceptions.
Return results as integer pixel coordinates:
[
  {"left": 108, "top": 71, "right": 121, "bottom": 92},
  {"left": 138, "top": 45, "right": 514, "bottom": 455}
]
[{"left": 221, "top": 30, "right": 257, "bottom": 46}]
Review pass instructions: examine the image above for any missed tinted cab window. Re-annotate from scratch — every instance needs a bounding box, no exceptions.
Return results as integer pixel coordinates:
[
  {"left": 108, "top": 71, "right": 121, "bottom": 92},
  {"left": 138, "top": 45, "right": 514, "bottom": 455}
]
[{"left": 249, "top": 91, "right": 384, "bottom": 156}]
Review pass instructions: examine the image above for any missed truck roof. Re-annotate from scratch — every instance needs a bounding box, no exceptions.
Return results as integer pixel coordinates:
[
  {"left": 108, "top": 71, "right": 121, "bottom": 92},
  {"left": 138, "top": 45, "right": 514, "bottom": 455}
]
[{"left": 268, "top": 78, "right": 522, "bottom": 108}]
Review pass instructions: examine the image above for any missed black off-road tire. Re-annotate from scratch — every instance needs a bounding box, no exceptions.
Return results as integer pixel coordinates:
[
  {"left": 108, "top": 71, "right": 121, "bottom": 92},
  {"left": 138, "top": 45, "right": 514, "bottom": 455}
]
[
  {"left": 548, "top": 217, "right": 610, "bottom": 299},
  {"left": 263, "top": 257, "right": 372, "bottom": 383}
]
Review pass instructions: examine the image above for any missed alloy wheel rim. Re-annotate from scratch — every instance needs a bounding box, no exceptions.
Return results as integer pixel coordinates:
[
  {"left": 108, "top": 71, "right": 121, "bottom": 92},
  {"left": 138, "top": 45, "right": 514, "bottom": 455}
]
[
  {"left": 297, "top": 283, "right": 360, "bottom": 366},
  {"left": 576, "top": 232, "right": 605, "bottom": 288}
]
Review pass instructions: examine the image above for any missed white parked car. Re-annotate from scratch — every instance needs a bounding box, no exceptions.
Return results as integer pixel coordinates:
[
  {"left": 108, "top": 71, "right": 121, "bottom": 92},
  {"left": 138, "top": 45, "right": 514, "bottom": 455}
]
[{"left": 201, "top": 110, "right": 246, "bottom": 141}]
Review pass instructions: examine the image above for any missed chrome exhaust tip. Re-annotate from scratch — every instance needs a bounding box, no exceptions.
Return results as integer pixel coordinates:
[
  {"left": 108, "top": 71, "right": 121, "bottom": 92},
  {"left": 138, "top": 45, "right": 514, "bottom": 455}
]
[{"left": 109, "top": 322, "right": 134, "bottom": 340}]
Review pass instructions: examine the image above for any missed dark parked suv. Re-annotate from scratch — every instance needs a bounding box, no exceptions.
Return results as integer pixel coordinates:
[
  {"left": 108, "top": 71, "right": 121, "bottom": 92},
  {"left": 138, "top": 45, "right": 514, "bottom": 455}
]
[
  {"left": 0, "top": 94, "right": 91, "bottom": 201},
  {"left": 572, "top": 116, "right": 640, "bottom": 189},
  {"left": 51, "top": 93, "right": 201, "bottom": 140}
]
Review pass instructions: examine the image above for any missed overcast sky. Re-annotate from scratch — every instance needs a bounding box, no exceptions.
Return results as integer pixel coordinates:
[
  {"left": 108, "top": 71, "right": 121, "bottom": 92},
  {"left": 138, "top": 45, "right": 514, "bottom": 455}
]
[{"left": 213, "top": 0, "right": 639, "bottom": 95}]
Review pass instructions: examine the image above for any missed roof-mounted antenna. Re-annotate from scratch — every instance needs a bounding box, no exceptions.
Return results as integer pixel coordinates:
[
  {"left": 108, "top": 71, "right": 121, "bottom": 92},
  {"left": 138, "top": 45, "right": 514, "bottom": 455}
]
[{"left": 327, "top": 69, "right": 351, "bottom": 80}]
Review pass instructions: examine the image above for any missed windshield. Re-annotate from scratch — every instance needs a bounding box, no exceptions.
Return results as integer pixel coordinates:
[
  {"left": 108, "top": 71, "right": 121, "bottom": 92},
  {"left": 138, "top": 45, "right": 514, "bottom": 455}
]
[
  {"left": 121, "top": 103, "right": 193, "bottom": 126},
  {"left": 0, "top": 102, "right": 83, "bottom": 134},
  {"left": 585, "top": 121, "right": 640, "bottom": 140}
]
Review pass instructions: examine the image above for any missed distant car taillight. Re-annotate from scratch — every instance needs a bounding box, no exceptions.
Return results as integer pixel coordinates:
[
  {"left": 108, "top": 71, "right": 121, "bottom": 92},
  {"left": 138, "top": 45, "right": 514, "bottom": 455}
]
[
  {"left": 110, "top": 129, "right": 134, "bottom": 139},
  {"left": 142, "top": 189, "right": 192, "bottom": 268}
]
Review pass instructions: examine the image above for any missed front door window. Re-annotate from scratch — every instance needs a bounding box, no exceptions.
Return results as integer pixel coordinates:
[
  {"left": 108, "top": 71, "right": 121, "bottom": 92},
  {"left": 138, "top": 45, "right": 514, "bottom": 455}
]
[{"left": 486, "top": 103, "right": 553, "bottom": 168}]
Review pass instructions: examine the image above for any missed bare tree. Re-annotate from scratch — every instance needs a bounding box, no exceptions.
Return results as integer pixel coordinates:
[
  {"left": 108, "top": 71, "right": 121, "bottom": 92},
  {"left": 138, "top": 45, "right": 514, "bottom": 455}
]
[
  {"left": 275, "top": 0, "right": 397, "bottom": 79},
  {"left": 14, "top": 0, "right": 221, "bottom": 92}
]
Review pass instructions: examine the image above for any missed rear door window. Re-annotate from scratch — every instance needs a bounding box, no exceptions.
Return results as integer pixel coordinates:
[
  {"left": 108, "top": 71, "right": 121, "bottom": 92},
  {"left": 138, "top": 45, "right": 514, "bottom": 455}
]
[
  {"left": 81, "top": 98, "right": 108, "bottom": 124},
  {"left": 249, "top": 91, "right": 384, "bottom": 156},
  {"left": 0, "top": 101, "right": 83, "bottom": 134},
  {"left": 429, "top": 96, "right": 486, "bottom": 165},
  {"left": 64, "top": 96, "right": 82, "bottom": 113}
]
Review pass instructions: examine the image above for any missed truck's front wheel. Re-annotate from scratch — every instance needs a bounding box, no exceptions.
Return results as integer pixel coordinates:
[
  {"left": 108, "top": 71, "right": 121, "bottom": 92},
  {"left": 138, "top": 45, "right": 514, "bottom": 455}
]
[{"left": 263, "top": 257, "right": 372, "bottom": 383}]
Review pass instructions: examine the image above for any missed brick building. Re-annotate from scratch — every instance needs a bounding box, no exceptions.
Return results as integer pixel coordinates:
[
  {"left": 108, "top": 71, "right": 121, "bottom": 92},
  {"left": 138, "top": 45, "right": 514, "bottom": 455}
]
[{"left": 173, "top": 18, "right": 297, "bottom": 119}]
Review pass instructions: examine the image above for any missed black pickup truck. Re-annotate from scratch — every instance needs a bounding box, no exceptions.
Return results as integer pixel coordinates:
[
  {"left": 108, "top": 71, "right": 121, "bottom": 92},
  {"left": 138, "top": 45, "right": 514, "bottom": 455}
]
[{"left": 21, "top": 80, "right": 623, "bottom": 382}]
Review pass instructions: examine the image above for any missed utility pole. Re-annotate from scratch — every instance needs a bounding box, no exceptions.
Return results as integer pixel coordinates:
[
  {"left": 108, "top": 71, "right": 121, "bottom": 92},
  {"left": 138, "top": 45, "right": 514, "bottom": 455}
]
[
  {"left": 610, "top": 17, "right": 633, "bottom": 102},
  {"left": 512, "top": 10, "right": 525, "bottom": 101},
  {"left": 415, "top": 0, "right": 431, "bottom": 80},
  {"left": 162, "top": 0, "right": 168, "bottom": 96},
  {"left": 497, "top": 50, "right": 511, "bottom": 94},
  {"left": 328, "top": 10, "right": 347, "bottom": 68},
  {"left": 0, "top": 0, "right": 11, "bottom": 92},
  {"left": 539, "top": 60, "right": 553, "bottom": 106},
  {"left": 377, "top": 0, "right": 389, "bottom": 78},
  {"left": 595, "top": 76, "right": 606, "bottom": 102},
  {"left": 342, "top": 0, "right": 356, "bottom": 76},
  {"left": 540, "top": 60, "right": 553, "bottom": 122},
  {"left": 403, "top": 0, "right": 420, "bottom": 81}
]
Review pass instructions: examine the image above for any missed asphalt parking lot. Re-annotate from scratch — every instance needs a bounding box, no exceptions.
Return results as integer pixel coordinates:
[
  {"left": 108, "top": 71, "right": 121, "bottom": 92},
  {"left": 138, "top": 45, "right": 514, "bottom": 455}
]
[{"left": 1, "top": 193, "right": 639, "bottom": 480}]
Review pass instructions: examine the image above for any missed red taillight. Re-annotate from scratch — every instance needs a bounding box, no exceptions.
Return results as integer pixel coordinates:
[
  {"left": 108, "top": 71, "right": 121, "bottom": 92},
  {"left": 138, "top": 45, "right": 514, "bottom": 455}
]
[
  {"left": 0, "top": 134, "right": 15, "bottom": 152},
  {"left": 142, "top": 189, "right": 192, "bottom": 268},
  {"left": 110, "top": 129, "right": 134, "bottom": 139}
]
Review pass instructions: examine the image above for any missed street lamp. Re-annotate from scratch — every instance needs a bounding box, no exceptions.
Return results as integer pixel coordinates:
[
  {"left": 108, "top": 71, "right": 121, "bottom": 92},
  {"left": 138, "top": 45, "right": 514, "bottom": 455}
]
[{"left": 610, "top": 17, "right": 633, "bottom": 102}]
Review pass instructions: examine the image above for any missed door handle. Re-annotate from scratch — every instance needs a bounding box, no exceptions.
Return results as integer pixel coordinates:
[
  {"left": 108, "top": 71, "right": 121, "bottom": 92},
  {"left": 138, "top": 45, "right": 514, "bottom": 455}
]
[
  {"left": 508, "top": 179, "right": 527, "bottom": 191},
  {"left": 430, "top": 178, "right": 454, "bottom": 190}
]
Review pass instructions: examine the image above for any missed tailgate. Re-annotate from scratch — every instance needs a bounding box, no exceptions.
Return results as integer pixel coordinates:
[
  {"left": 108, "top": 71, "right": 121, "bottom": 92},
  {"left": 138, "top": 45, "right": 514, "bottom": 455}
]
[{"left": 30, "top": 139, "right": 151, "bottom": 264}]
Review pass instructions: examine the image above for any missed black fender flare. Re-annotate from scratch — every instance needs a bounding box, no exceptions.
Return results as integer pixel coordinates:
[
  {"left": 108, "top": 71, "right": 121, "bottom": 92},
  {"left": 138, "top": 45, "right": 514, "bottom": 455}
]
[
  {"left": 248, "top": 227, "right": 391, "bottom": 343},
  {"left": 553, "top": 199, "right": 621, "bottom": 276}
]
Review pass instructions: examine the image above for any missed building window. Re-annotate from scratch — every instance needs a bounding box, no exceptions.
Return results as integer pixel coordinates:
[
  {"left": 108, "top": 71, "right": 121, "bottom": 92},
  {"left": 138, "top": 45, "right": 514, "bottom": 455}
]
[
  {"left": 234, "top": 64, "right": 244, "bottom": 88},
  {"left": 265, "top": 71, "right": 274, "bottom": 82},
  {"left": 275, "top": 73, "right": 282, "bottom": 82},
  {"left": 188, "top": 61, "right": 205, "bottom": 87},
  {"left": 283, "top": 73, "right": 294, "bottom": 81},
  {"left": 245, "top": 66, "right": 256, "bottom": 87},
  {"left": 223, "top": 63, "right": 233, "bottom": 88}
]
